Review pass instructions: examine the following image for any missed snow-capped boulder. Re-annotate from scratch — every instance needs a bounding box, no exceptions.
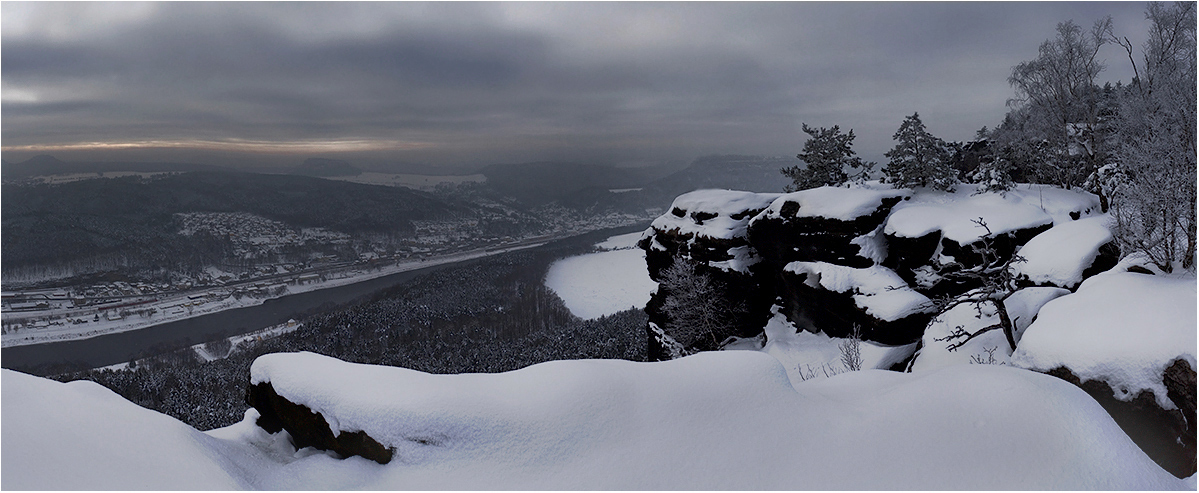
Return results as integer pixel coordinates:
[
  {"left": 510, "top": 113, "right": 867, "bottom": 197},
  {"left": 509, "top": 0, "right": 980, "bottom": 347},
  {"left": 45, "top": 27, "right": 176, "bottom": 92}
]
[
  {"left": 881, "top": 184, "right": 1099, "bottom": 292},
  {"left": 238, "top": 351, "right": 1185, "bottom": 489},
  {"left": 642, "top": 189, "right": 780, "bottom": 274},
  {"left": 1012, "top": 270, "right": 1198, "bottom": 477},
  {"left": 1011, "top": 215, "right": 1119, "bottom": 289},
  {"left": 245, "top": 379, "right": 393, "bottom": 464},
  {"left": 780, "top": 262, "right": 935, "bottom": 345},
  {"left": 747, "top": 185, "right": 909, "bottom": 268}
]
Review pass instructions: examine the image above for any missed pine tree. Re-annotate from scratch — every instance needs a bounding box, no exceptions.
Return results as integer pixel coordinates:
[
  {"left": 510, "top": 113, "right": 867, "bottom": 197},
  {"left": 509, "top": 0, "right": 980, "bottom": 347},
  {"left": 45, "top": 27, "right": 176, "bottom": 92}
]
[
  {"left": 882, "top": 113, "right": 956, "bottom": 191},
  {"left": 781, "top": 124, "right": 873, "bottom": 191}
]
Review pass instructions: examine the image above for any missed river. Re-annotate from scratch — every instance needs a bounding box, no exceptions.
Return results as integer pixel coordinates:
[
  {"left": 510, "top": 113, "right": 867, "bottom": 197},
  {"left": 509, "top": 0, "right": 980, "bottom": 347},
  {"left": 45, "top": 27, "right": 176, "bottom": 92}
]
[{"left": 1, "top": 224, "right": 649, "bottom": 376}]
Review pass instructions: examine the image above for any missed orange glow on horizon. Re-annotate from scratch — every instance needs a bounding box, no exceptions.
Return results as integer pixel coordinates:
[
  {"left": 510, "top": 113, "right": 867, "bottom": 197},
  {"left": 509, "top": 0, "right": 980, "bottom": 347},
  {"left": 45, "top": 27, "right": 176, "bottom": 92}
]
[{"left": 1, "top": 138, "right": 434, "bottom": 154}]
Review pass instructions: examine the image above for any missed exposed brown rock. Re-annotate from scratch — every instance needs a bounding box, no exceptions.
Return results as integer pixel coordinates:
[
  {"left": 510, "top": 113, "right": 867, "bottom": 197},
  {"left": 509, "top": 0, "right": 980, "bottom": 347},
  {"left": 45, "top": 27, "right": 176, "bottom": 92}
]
[
  {"left": 246, "top": 381, "right": 394, "bottom": 464},
  {"left": 1045, "top": 363, "right": 1195, "bottom": 478}
]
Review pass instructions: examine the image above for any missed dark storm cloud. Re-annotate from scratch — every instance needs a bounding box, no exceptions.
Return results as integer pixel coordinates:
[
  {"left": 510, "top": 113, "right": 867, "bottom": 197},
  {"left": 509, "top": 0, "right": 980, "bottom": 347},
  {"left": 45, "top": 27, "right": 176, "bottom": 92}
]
[{"left": 1, "top": 2, "right": 1153, "bottom": 167}]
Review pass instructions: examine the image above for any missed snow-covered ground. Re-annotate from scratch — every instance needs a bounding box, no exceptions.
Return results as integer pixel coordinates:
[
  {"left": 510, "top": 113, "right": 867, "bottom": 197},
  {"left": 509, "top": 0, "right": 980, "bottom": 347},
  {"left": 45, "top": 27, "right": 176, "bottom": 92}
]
[
  {"left": 2, "top": 242, "right": 545, "bottom": 348},
  {"left": 544, "top": 232, "right": 657, "bottom": 319},
  {"left": 3, "top": 350, "right": 1189, "bottom": 489}
]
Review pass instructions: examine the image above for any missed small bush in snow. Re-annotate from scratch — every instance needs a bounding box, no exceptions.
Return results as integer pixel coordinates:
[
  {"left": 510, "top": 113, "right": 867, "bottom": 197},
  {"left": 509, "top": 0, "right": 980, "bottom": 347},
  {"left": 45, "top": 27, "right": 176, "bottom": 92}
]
[{"left": 839, "top": 325, "right": 863, "bottom": 372}]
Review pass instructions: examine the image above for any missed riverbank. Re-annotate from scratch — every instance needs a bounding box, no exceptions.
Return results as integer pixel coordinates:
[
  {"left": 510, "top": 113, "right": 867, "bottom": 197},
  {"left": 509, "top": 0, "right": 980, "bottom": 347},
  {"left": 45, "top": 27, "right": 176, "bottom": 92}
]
[{"left": 2, "top": 241, "right": 548, "bottom": 348}]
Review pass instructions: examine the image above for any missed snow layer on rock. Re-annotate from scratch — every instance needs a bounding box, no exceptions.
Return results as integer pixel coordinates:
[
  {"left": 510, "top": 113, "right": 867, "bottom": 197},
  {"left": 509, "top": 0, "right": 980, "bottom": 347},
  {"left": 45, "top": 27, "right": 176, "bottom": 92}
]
[
  {"left": 760, "top": 308, "right": 916, "bottom": 383},
  {"left": 245, "top": 350, "right": 1182, "bottom": 490},
  {"left": 651, "top": 189, "right": 780, "bottom": 240},
  {"left": 1011, "top": 215, "right": 1113, "bottom": 288},
  {"left": 545, "top": 247, "right": 655, "bottom": 320},
  {"left": 911, "top": 287, "right": 1070, "bottom": 372},
  {"left": 1, "top": 369, "right": 250, "bottom": 490},
  {"left": 884, "top": 184, "right": 1099, "bottom": 244},
  {"left": 785, "top": 261, "right": 933, "bottom": 321},
  {"left": 707, "top": 244, "right": 761, "bottom": 273},
  {"left": 1012, "top": 271, "right": 1197, "bottom": 409},
  {"left": 755, "top": 184, "right": 909, "bottom": 221}
]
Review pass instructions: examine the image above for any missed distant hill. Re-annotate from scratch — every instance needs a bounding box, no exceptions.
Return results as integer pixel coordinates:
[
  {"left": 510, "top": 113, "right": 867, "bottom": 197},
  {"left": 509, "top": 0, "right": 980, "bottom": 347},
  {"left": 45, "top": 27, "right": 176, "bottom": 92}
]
[
  {"left": 644, "top": 155, "right": 793, "bottom": 196},
  {"left": 1, "top": 155, "right": 231, "bottom": 180},
  {"left": 2, "top": 170, "right": 476, "bottom": 279},
  {"left": 478, "top": 162, "right": 668, "bottom": 205},
  {"left": 521, "top": 155, "right": 795, "bottom": 216},
  {"left": 288, "top": 158, "right": 362, "bottom": 177}
]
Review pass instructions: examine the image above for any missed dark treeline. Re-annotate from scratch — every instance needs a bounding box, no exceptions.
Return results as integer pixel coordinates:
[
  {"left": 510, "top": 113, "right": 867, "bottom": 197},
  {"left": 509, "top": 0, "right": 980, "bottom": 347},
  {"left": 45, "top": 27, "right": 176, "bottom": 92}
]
[{"left": 56, "top": 246, "right": 648, "bottom": 431}]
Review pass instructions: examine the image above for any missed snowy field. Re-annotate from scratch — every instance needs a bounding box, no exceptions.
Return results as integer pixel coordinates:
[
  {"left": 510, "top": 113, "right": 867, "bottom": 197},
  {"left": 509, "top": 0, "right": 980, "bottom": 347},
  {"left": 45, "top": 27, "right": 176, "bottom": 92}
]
[
  {"left": 2, "top": 351, "right": 1190, "bottom": 490},
  {"left": 544, "top": 232, "right": 657, "bottom": 319},
  {"left": 324, "top": 172, "right": 486, "bottom": 190}
]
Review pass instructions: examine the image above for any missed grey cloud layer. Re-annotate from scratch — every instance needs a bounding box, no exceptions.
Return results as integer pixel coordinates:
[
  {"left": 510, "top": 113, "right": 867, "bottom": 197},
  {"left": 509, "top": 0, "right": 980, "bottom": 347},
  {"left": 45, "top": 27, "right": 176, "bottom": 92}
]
[{"left": 1, "top": 2, "right": 1150, "bottom": 166}]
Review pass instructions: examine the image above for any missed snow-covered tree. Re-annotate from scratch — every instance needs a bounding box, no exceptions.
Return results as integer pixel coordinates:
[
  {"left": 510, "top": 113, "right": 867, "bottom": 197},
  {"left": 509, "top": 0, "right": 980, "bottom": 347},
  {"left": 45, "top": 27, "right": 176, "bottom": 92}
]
[
  {"left": 1005, "top": 19, "right": 1113, "bottom": 189},
  {"left": 1105, "top": 2, "right": 1197, "bottom": 271},
  {"left": 781, "top": 124, "right": 874, "bottom": 191},
  {"left": 882, "top": 113, "right": 956, "bottom": 191},
  {"left": 657, "top": 258, "right": 742, "bottom": 351}
]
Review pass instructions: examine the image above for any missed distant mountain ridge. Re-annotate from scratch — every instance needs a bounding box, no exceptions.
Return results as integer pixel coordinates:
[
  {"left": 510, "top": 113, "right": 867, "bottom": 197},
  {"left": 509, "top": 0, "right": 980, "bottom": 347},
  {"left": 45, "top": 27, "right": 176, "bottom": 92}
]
[
  {"left": 287, "top": 158, "right": 362, "bottom": 177},
  {"left": 2, "top": 155, "right": 231, "bottom": 180}
]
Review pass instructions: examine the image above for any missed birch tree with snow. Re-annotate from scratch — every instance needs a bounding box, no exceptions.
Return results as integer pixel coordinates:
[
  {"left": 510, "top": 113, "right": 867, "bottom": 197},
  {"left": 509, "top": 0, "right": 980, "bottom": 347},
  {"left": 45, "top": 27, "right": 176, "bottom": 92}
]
[
  {"left": 1005, "top": 18, "right": 1113, "bottom": 190},
  {"left": 1104, "top": 1, "right": 1197, "bottom": 271}
]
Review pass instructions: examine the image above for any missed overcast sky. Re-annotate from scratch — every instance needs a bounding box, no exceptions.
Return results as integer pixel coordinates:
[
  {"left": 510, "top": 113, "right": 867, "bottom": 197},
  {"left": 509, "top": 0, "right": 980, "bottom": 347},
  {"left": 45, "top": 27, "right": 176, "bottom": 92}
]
[{"left": 1, "top": 2, "right": 1154, "bottom": 170}]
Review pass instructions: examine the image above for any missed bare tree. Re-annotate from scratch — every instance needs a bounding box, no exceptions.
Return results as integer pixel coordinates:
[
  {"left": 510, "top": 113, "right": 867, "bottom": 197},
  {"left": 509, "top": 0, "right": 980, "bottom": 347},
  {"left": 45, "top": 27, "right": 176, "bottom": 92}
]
[
  {"left": 930, "top": 219, "right": 1025, "bottom": 352},
  {"left": 1006, "top": 18, "right": 1112, "bottom": 189}
]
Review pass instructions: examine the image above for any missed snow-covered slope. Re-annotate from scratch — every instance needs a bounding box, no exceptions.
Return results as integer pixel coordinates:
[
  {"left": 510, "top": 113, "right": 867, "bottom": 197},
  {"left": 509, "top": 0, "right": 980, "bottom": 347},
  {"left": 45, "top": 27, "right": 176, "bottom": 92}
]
[{"left": 1, "top": 370, "right": 251, "bottom": 490}]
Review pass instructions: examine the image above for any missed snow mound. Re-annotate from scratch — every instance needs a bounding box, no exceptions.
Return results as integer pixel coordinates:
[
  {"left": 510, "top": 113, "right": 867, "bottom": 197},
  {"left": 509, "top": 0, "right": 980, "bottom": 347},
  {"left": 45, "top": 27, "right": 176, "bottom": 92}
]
[
  {"left": 755, "top": 184, "right": 909, "bottom": 221},
  {"left": 1011, "top": 215, "right": 1114, "bottom": 288},
  {"left": 911, "top": 287, "right": 1070, "bottom": 372},
  {"left": 884, "top": 184, "right": 1098, "bottom": 243},
  {"left": 544, "top": 247, "right": 655, "bottom": 319},
  {"left": 1, "top": 369, "right": 250, "bottom": 490},
  {"left": 784, "top": 261, "right": 932, "bottom": 321},
  {"left": 651, "top": 189, "right": 781, "bottom": 240},
  {"left": 1012, "top": 271, "right": 1198, "bottom": 409},
  {"left": 246, "top": 351, "right": 1183, "bottom": 489}
]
